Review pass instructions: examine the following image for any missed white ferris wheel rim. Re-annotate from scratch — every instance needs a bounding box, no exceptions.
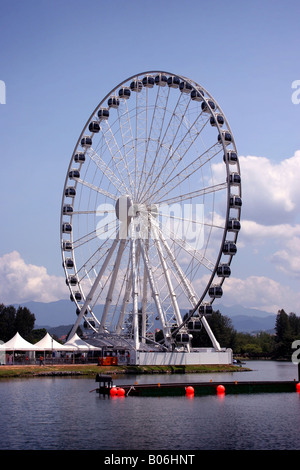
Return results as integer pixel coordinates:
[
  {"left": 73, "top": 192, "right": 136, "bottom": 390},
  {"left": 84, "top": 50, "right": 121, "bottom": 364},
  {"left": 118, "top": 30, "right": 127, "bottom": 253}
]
[{"left": 60, "top": 71, "right": 241, "bottom": 349}]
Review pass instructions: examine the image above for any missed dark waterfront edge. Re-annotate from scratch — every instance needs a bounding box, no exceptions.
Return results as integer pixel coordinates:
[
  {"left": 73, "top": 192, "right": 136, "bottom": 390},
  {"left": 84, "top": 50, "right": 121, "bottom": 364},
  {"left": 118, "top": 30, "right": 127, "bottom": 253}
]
[{"left": 0, "top": 363, "right": 250, "bottom": 378}]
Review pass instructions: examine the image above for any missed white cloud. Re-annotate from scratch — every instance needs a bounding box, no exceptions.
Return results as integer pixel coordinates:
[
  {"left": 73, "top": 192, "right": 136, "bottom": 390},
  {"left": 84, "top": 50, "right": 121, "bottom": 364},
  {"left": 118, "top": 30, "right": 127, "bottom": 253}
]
[
  {"left": 0, "top": 251, "right": 67, "bottom": 304},
  {"left": 212, "top": 150, "right": 300, "bottom": 225},
  {"left": 270, "top": 236, "right": 300, "bottom": 278},
  {"left": 222, "top": 275, "right": 300, "bottom": 314},
  {"left": 238, "top": 150, "right": 300, "bottom": 224}
]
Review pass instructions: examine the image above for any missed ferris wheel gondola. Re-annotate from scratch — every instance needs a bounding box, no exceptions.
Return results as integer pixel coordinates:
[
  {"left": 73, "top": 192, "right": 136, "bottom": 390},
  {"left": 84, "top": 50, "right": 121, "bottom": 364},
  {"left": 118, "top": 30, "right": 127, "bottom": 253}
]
[{"left": 60, "top": 71, "right": 241, "bottom": 351}]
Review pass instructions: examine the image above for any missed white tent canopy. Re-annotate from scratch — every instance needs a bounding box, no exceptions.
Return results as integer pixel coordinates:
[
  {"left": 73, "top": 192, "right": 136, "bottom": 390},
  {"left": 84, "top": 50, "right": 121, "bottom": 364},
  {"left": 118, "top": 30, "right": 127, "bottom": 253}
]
[
  {"left": 64, "top": 333, "right": 101, "bottom": 351},
  {"left": 0, "top": 332, "right": 36, "bottom": 351},
  {"left": 34, "top": 333, "right": 74, "bottom": 351}
]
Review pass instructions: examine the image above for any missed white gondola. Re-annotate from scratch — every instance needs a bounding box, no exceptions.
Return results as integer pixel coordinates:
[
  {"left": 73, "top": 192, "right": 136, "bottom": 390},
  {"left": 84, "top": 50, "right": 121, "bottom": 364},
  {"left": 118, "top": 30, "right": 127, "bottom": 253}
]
[
  {"left": 201, "top": 100, "right": 216, "bottom": 113},
  {"left": 229, "top": 194, "right": 242, "bottom": 208},
  {"left": 142, "top": 75, "right": 155, "bottom": 88},
  {"left": 64, "top": 187, "right": 76, "bottom": 198},
  {"left": 66, "top": 276, "right": 77, "bottom": 286},
  {"left": 130, "top": 80, "right": 143, "bottom": 92},
  {"left": 107, "top": 95, "right": 120, "bottom": 108},
  {"left": 208, "top": 285, "right": 223, "bottom": 298},
  {"left": 64, "top": 258, "right": 74, "bottom": 269},
  {"left": 175, "top": 332, "right": 192, "bottom": 343},
  {"left": 70, "top": 292, "right": 82, "bottom": 302},
  {"left": 223, "top": 150, "right": 238, "bottom": 165},
  {"left": 199, "top": 304, "right": 213, "bottom": 315},
  {"left": 97, "top": 108, "right": 109, "bottom": 121},
  {"left": 62, "top": 240, "right": 72, "bottom": 251},
  {"left": 217, "top": 264, "right": 231, "bottom": 277},
  {"left": 155, "top": 74, "right": 168, "bottom": 86},
  {"left": 62, "top": 223, "right": 72, "bottom": 233},
  {"left": 218, "top": 130, "right": 232, "bottom": 145},
  {"left": 69, "top": 169, "right": 80, "bottom": 179},
  {"left": 228, "top": 172, "right": 241, "bottom": 186},
  {"left": 227, "top": 218, "right": 241, "bottom": 232},
  {"left": 223, "top": 241, "right": 237, "bottom": 255},
  {"left": 118, "top": 87, "right": 131, "bottom": 99},
  {"left": 81, "top": 136, "right": 92, "bottom": 148},
  {"left": 210, "top": 114, "right": 224, "bottom": 127},
  {"left": 89, "top": 121, "right": 100, "bottom": 133},
  {"left": 179, "top": 81, "right": 192, "bottom": 93},
  {"left": 74, "top": 152, "right": 85, "bottom": 163},
  {"left": 167, "top": 75, "right": 180, "bottom": 88},
  {"left": 84, "top": 319, "right": 95, "bottom": 328},
  {"left": 63, "top": 204, "right": 73, "bottom": 215},
  {"left": 187, "top": 318, "right": 202, "bottom": 331},
  {"left": 191, "top": 89, "right": 204, "bottom": 101}
]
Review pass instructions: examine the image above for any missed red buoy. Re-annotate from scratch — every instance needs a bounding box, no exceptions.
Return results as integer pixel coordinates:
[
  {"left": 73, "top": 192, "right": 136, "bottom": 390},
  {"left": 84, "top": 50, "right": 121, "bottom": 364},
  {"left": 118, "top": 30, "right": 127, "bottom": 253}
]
[
  {"left": 110, "top": 387, "right": 118, "bottom": 397},
  {"left": 186, "top": 386, "right": 194, "bottom": 395},
  {"left": 217, "top": 384, "right": 225, "bottom": 394},
  {"left": 117, "top": 387, "right": 125, "bottom": 397},
  {"left": 296, "top": 383, "right": 300, "bottom": 392}
]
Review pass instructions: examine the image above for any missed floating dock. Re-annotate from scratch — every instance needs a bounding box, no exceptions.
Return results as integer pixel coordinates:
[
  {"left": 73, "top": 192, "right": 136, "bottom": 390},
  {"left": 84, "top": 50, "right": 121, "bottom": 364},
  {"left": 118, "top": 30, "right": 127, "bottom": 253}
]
[{"left": 95, "top": 375, "right": 300, "bottom": 397}]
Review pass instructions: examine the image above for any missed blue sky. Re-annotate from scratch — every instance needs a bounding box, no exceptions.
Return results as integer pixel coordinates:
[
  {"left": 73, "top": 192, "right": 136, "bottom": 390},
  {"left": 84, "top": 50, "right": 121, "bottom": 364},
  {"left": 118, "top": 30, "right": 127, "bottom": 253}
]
[{"left": 0, "top": 0, "right": 299, "bottom": 315}]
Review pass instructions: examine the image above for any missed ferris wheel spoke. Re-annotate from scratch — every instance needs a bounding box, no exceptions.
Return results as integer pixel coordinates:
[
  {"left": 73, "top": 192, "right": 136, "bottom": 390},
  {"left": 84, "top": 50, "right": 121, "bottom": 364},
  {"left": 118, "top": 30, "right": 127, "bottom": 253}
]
[
  {"left": 76, "top": 177, "right": 118, "bottom": 201},
  {"left": 87, "top": 147, "right": 129, "bottom": 195},
  {"left": 140, "top": 92, "right": 190, "bottom": 201},
  {"left": 162, "top": 223, "right": 216, "bottom": 273},
  {"left": 157, "top": 181, "right": 228, "bottom": 205},
  {"left": 68, "top": 236, "right": 120, "bottom": 339},
  {"left": 144, "top": 112, "right": 210, "bottom": 200},
  {"left": 117, "top": 99, "right": 136, "bottom": 194},
  {"left": 137, "top": 84, "right": 171, "bottom": 198},
  {"left": 142, "top": 141, "right": 221, "bottom": 204},
  {"left": 99, "top": 119, "right": 134, "bottom": 193}
]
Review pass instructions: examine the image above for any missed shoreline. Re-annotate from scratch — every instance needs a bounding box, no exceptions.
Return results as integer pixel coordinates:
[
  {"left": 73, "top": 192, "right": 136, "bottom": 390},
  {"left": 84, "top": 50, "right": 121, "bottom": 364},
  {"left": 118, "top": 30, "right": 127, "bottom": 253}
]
[{"left": 0, "top": 363, "right": 250, "bottom": 378}]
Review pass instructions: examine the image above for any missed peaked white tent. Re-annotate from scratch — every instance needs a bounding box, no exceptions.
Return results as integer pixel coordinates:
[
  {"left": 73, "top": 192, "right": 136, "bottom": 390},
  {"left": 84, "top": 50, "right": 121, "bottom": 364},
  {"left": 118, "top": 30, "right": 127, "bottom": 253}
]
[
  {"left": 64, "top": 333, "right": 101, "bottom": 351},
  {"left": 0, "top": 332, "right": 36, "bottom": 351},
  {"left": 34, "top": 332, "right": 74, "bottom": 351}
]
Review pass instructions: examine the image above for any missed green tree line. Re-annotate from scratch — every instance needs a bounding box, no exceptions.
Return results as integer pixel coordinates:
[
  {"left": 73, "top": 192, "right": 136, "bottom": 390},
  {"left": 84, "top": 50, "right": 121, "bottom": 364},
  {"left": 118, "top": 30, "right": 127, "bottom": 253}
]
[
  {"left": 186, "top": 308, "right": 300, "bottom": 360},
  {"left": 0, "top": 304, "right": 47, "bottom": 343}
]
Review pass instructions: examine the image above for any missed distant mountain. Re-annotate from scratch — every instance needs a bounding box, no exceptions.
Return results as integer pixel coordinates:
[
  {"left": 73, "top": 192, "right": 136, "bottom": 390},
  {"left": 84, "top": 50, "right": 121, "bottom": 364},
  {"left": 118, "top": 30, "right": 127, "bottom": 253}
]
[
  {"left": 14, "top": 300, "right": 77, "bottom": 327},
  {"left": 14, "top": 300, "right": 278, "bottom": 334},
  {"left": 216, "top": 304, "right": 277, "bottom": 333}
]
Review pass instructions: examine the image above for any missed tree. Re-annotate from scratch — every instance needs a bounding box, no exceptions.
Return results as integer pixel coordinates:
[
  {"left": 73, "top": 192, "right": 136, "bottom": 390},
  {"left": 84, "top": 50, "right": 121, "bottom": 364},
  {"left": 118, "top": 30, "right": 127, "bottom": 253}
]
[
  {"left": 274, "top": 309, "right": 300, "bottom": 359},
  {"left": 0, "top": 304, "right": 36, "bottom": 342},
  {"left": 189, "top": 310, "right": 237, "bottom": 350}
]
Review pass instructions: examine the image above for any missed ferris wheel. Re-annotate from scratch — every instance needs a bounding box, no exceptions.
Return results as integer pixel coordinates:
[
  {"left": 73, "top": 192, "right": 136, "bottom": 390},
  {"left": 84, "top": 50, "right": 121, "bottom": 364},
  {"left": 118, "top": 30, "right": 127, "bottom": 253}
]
[{"left": 61, "top": 71, "right": 241, "bottom": 351}]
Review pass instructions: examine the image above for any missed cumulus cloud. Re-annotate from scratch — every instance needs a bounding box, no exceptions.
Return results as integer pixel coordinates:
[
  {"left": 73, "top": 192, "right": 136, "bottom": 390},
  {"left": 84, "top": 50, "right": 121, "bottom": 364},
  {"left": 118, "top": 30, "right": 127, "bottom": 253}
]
[
  {"left": 212, "top": 150, "right": 300, "bottom": 225},
  {"left": 237, "top": 150, "right": 300, "bottom": 224},
  {"left": 0, "top": 251, "right": 67, "bottom": 304},
  {"left": 270, "top": 236, "right": 300, "bottom": 278},
  {"left": 222, "top": 275, "right": 300, "bottom": 314}
]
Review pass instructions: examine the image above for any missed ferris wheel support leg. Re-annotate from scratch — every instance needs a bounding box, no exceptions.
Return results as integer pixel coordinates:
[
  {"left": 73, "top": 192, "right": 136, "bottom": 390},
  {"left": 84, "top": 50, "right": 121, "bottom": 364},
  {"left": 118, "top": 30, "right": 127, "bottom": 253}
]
[
  {"left": 101, "top": 238, "right": 126, "bottom": 329},
  {"left": 158, "top": 230, "right": 221, "bottom": 351},
  {"left": 116, "top": 262, "right": 132, "bottom": 335},
  {"left": 152, "top": 226, "right": 182, "bottom": 327},
  {"left": 141, "top": 238, "right": 149, "bottom": 344},
  {"left": 68, "top": 237, "right": 119, "bottom": 339},
  {"left": 131, "top": 238, "right": 140, "bottom": 351},
  {"left": 138, "top": 239, "right": 172, "bottom": 349}
]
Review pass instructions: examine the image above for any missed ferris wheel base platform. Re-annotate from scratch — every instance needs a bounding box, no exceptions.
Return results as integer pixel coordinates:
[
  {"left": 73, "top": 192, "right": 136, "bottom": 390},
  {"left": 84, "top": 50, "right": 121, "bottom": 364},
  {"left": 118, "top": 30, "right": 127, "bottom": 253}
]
[{"left": 133, "top": 348, "right": 233, "bottom": 366}]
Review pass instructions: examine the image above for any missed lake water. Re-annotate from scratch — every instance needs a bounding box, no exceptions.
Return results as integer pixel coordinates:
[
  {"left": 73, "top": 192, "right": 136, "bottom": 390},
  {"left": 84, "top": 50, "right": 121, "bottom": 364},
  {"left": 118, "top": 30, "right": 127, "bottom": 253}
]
[{"left": 1, "top": 361, "right": 300, "bottom": 451}]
